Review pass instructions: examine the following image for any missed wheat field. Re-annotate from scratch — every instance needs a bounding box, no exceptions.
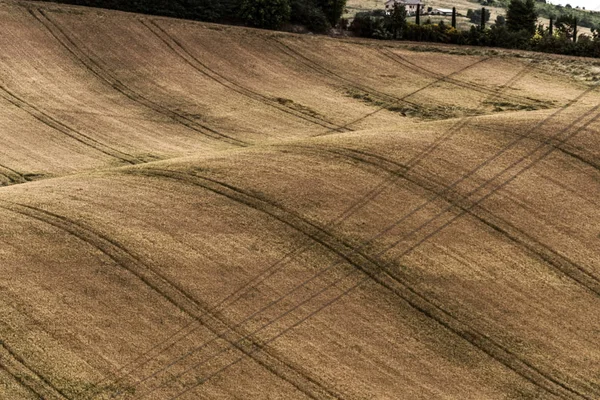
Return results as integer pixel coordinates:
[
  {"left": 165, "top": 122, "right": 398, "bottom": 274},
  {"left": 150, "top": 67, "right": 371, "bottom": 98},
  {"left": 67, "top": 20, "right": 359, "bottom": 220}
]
[{"left": 0, "top": 1, "right": 599, "bottom": 399}]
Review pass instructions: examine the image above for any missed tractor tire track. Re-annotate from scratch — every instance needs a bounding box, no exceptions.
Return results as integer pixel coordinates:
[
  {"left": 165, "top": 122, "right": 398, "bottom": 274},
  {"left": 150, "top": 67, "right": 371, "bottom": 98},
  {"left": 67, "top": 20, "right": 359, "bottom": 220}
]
[
  {"left": 0, "top": 340, "right": 69, "bottom": 399},
  {"left": 104, "top": 62, "right": 538, "bottom": 393},
  {"left": 271, "top": 38, "right": 425, "bottom": 109},
  {"left": 469, "top": 122, "right": 600, "bottom": 172},
  {"left": 85, "top": 58, "right": 531, "bottom": 393},
  {"left": 142, "top": 19, "right": 350, "bottom": 133},
  {"left": 271, "top": 38, "right": 495, "bottom": 119},
  {"left": 143, "top": 98, "right": 600, "bottom": 399},
  {"left": 27, "top": 7, "right": 248, "bottom": 148},
  {"left": 0, "top": 295, "right": 118, "bottom": 385},
  {"left": 0, "top": 201, "right": 337, "bottom": 400},
  {"left": 0, "top": 85, "right": 141, "bottom": 165},
  {"left": 0, "top": 164, "right": 26, "bottom": 185},
  {"left": 318, "top": 145, "right": 600, "bottom": 296},
  {"left": 125, "top": 168, "right": 587, "bottom": 400},
  {"left": 118, "top": 55, "right": 597, "bottom": 400},
  {"left": 379, "top": 48, "right": 546, "bottom": 108}
]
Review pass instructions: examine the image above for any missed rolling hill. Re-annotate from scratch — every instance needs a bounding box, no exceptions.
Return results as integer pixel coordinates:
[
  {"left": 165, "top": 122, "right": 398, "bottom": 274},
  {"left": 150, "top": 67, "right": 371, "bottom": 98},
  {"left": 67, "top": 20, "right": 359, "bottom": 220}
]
[{"left": 0, "top": 1, "right": 599, "bottom": 399}]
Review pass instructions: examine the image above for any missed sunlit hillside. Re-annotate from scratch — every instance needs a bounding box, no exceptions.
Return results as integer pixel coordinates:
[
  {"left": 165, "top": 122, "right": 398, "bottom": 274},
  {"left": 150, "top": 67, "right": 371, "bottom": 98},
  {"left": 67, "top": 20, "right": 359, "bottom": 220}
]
[{"left": 0, "top": 1, "right": 599, "bottom": 399}]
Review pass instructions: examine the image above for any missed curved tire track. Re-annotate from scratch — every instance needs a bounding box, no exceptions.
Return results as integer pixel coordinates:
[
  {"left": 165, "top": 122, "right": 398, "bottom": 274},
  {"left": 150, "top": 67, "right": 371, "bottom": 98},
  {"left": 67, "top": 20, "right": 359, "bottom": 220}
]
[
  {"left": 27, "top": 7, "right": 248, "bottom": 148},
  {"left": 270, "top": 38, "right": 493, "bottom": 119},
  {"left": 0, "top": 200, "right": 337, "bottom": 400},
  {"left": 379, "top": 48, "right": 546, "bottom": 108},
  {"left": 319, "top": 145, "right": 600, "bottom": 296},
  {"left": 470, "top": 121, "right": 600, "bottom": 172},
  {"left": 0, "top": 340, "right": 69, "bottom": 400},
  {"left": 142, "top": 19, "right": 351, "bottom": 133},
  {"left": 0, "top": 164, "right": 26, "bottom": 185},
  {"left": 0, "top": 85, "right": 141, "bottom": 165},
  {"left": 125, "top": 168, "right": 589, "bottom": 400}
]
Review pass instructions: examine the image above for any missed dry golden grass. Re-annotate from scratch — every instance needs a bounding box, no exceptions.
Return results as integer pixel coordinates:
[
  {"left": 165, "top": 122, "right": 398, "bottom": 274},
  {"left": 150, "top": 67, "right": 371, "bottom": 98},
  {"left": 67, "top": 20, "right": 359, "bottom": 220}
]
[{"left": 0, "top": 1, "right": 599, "bottom": 399}]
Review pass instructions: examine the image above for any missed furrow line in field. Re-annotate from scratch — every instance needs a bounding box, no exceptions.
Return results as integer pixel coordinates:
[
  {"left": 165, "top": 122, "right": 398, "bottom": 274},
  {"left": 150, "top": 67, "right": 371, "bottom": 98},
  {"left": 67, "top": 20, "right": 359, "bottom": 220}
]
[
  {"left": 0, "top": 339, "right": 69, "bottom": 399},
  {"left": 0, "top": 361, "right": 43, "bottom": 399},
  {"left": 97, "top": 58, "right": 533, "bottom": 392},
  {"left": 27, "top": 7, "right": 248, "bottom": 147},
  {"left": 379, "top": 48, "right": 545, "bottom": 107},
  {"left": 0, "top": 201, "right": 334, "bottom": 400},
  {"left": 157, "top": 82, "right": 600, "bottom": 400},
  {"left": 469, "top": 122, "right": 600, "bottom": 172},
  {"left": 117, "top": 167, "right": 394, "bottom": 399},
  {"left": 142, "top": 19, "right": 350, "bottom": 133},
  {"left": 0, "top": 164, "right": 25, "bottom": 185},
  {"left": 324, "top": 146, "right": 600, "bottom": 296},
  {"left": 125, "top": 167, "right": 586, "bottom": 400},
  {"left": 0, "top": 85, "right": 140, "bottom": 165},
  {"left": 271, "top": 38, "right": 426, "bottom": 109}
]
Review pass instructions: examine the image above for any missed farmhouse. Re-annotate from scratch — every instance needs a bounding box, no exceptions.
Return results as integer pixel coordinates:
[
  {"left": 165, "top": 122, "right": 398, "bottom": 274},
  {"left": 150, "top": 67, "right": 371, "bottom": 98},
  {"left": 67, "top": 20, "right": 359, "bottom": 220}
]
[{"left": 384, "top": 0, "right": 426, "bottom": 15}]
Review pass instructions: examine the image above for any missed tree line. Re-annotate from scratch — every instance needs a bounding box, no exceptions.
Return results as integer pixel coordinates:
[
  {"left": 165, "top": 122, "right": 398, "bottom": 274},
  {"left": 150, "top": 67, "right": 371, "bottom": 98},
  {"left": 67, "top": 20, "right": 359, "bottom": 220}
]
[
  {"left": 35, "top": 0, "right": 600, "bottom": 58},
  {"left": 351, "top": 0, "right": 600, "bottom": 58},
  {"left": 35, "top": 0, "right": 347, "bottom": 31}
]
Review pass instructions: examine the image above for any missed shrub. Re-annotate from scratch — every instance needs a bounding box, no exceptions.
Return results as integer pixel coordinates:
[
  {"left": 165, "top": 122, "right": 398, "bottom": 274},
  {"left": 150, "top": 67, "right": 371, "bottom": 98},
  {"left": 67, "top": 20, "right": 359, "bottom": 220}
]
[
  {"left": 238, "top": 0, "right": 291, "bottom": 29},
  {"left": 290, "top": 0, "right": 331, "bottom": 32},
  {"left": 350, "top": 11, "right": 385, "bottom": 37},
  {"left": 315, "top": 0, "right": 347, "bottom": 27}
]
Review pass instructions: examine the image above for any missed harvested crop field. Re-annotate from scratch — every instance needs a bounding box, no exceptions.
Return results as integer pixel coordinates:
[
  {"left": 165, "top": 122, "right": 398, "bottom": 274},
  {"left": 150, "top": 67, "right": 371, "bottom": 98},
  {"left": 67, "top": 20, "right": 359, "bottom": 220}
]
[{"left": 0, "top": 1, "right": 599, "bottom": 399}]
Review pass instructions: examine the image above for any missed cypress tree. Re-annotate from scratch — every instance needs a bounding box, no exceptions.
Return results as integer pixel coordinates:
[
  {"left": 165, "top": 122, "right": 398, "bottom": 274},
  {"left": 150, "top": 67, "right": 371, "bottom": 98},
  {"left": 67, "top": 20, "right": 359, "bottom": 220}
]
[
  {"left": 549, "top": 17, "right": 553, "bottom": 35},
  {"left": 481, "top": 7, "right": 486, "bottom": 30},
  {"left": 416, "top": 3, "right": 420, "bottom": 25},
  {"left": 451, "top": 7, "right": 456, "bottom": 28},
  {"left": 573, "top": 17, "right": 577, "bottom": 42}
]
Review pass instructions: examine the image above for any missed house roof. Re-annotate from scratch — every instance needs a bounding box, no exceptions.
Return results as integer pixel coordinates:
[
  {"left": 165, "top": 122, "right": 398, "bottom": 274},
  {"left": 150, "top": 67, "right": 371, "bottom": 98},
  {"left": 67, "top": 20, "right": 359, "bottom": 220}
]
[{"left": 385, "top": 0, "right": 424, "bottom": 5}]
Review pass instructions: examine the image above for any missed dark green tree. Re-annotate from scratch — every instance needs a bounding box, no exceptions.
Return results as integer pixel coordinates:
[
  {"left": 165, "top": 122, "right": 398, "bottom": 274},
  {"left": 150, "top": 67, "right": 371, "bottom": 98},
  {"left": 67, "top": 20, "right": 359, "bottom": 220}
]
[
  {"left": 290, "top": 0, "right": 330, "bottom": 32},
  {"left": 481, "top": 7, "right": 486, "bottom": 30},
  {"left": 451, "top": 7, "right": 457, "bottom": 28},
  {"left": 315, "top": 0, "right": 347, "bottom": 27},
  {"left": 506, "top": 0, "right": 537, "bottom": 35},
  {"left": 238, "top": 0, "right": 291, "bottom": 29},
  {"left": 387, "top": 2, "right": 407, "bottom": 39}
]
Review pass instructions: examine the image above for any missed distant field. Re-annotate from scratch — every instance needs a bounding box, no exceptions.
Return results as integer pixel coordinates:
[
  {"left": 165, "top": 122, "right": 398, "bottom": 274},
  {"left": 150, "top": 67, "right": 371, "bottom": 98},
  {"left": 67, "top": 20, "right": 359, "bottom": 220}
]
[{"left": 0, "top": 0, "right": 599, "bottom": 399}]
